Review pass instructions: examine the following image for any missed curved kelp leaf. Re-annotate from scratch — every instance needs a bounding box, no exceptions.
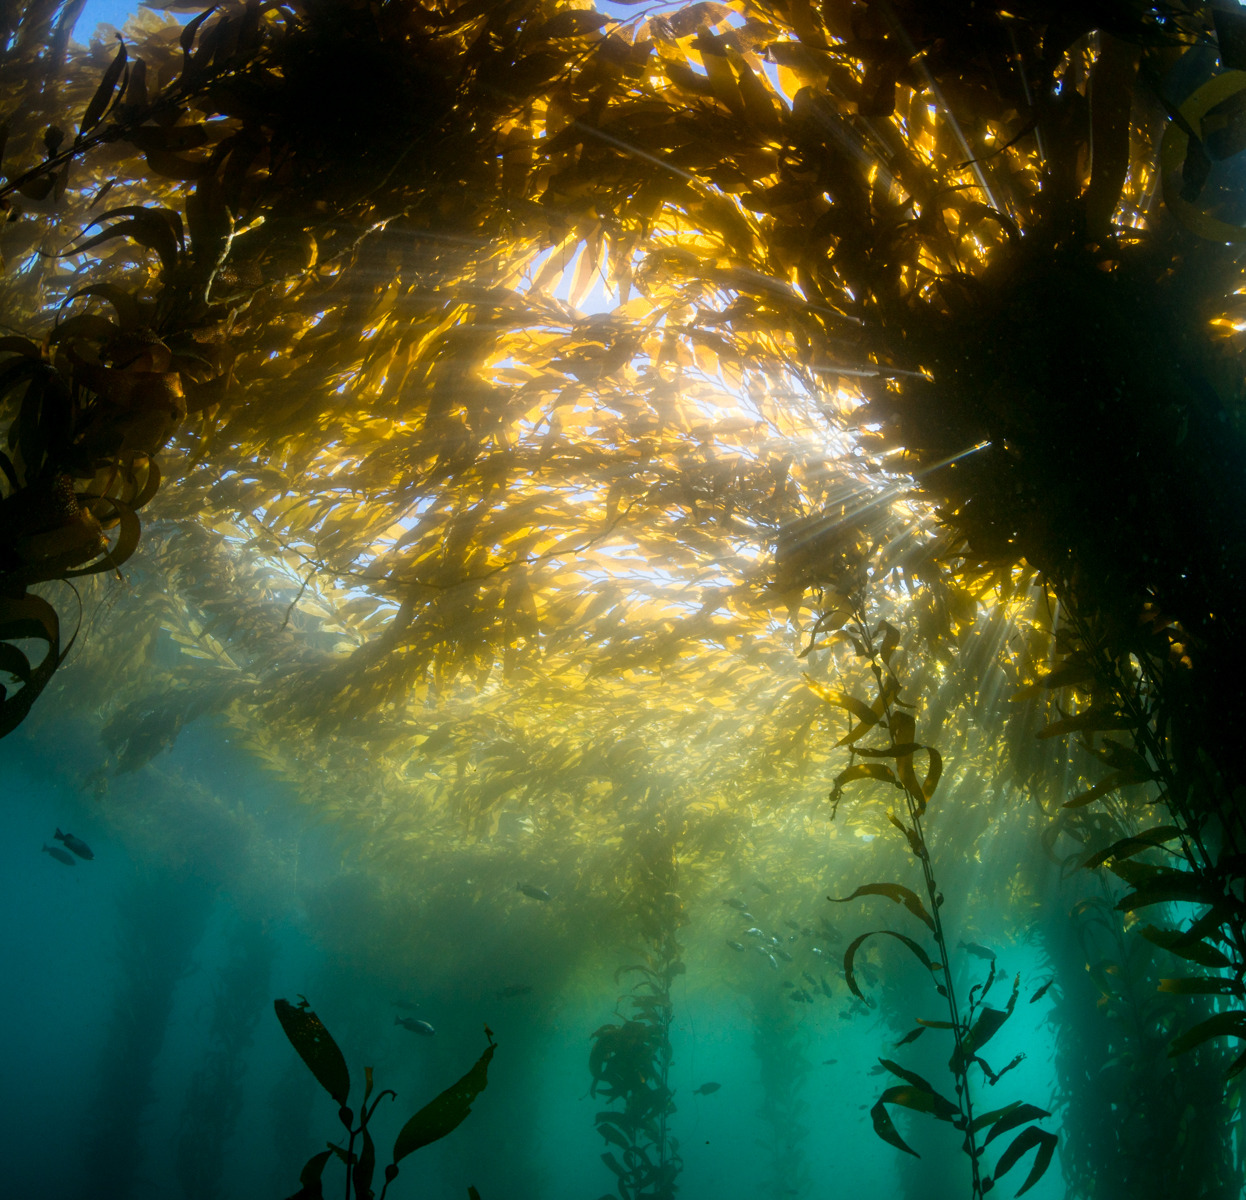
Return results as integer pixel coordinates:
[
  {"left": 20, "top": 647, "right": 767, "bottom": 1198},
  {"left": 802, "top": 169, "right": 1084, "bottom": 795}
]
[
  {"left": 1158, "top": 976, "right": 1244, "bottom": 996},
  {"left": 829, "top": 763, "right": 898, "bottom": 809},
  {"left": 79, "top": 37, "right": 127, "bottom": 138},
  {"left": 982, "top": 1104, "right": 1051, "bottom": 1148},
  {"left": 971, "top": 972, "right": 1020, "bottom": 1046},
  {"left": 283, "top": 1149, "right": 333, "bottom": 1200},
  {"left": 1140, "top": 923, "right": 1233, "bottom": 968},
  {"left": 828, "top": 883, "right": 935, "bottom": 931},
  {"left": 987, "top": 1125, "right": 1058, "bottom": 1197},
  {"left": 870, "top": 1095, "right": 919, "bottom": 1157},
  {"left": 1081, "top": 825, "right": 1184, "bottom": 870},
  {"left": 803, "top": 675, "right": 893, "bottom": 746},
  {"left": 1168, "top": 1011, "right": 1246, "bottom": 1058},
  {"left": 0, "top": 592, "right": 74, "bottom": 738},
  {"left": 877, "top": 1060, "right": 957, "bottom": 1119},
  {"left": 392, "top": 1037, "right": 497, "bottom": 1164},
  {"left": 1036, "top": 708, "right": 1133, "bottom": 739},
  {"left": 1114, "top": 869, "right": 1224, "bottom": 912},
  {"left": 879, "top": 1084, "right": 959, "bottom": 1124},
  {"left": 844, "top": 930, "right": 941, "bottom": 1001},
  {"left": 274, "top": 998, "right": 350, "bottom": 1106}
]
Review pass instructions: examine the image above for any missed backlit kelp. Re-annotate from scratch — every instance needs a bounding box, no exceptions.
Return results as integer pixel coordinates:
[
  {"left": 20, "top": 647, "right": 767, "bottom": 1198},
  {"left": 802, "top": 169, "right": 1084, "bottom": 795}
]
[
  {"left": 5, "top": 1, "right": 1246, "bottom": 1197},
  {"left": 818, "top": 603, "right": 1057, "bottom": 1199}
]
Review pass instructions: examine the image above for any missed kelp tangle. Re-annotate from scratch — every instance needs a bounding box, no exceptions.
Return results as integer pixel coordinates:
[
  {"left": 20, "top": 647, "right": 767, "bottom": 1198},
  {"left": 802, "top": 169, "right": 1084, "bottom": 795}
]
[{"left": 6, "top": 0, "right": 1246, "bottom": 1196}]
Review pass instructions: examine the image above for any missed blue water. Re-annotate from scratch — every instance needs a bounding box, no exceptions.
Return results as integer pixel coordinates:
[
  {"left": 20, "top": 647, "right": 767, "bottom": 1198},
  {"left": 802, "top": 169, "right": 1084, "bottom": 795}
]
[{"left": 1, "top": 713, "right": 1068, "bottom": 1200}]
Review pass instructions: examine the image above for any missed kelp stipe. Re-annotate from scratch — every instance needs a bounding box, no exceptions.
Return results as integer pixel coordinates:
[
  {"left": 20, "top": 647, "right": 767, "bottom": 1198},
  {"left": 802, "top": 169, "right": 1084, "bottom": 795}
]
[
  {"left": 588, "top": 826, "right": 683, "bottom": 1200},
  {"left": 273, "top": 996, "right": 495, "bottom": 1200},
  {"left": 815, "top": 609, "right": 1057, "bottom": 1199}
]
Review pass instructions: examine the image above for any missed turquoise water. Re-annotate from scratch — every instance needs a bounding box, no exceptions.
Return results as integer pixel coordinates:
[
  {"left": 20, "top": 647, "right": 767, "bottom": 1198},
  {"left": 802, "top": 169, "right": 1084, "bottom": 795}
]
[{"left": 2, "top": 719, "right": 1067, "bottom": 1200}]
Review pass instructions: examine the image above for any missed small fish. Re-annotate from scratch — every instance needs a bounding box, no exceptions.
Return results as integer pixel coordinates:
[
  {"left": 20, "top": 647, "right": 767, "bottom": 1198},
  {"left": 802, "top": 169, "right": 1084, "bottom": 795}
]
[
  {"left": 820, "top": 974, "right": 834, "bottom": 999},
  {"left": 693, "top": 1082, "right": 721, "bottom": 1096},
  {"left": 723, "top": 898, "right": 749, "bottom": 911},
  {"left": 395, "top": 1016, "right": 435, "bottom": 1036},
  {"left": 54, "top": 828, "right": 93, "bottom": 860},
  {"left": 42, "top": 843, "right": 75, "bottom": 867},
  {"left": 790, "top": 990, "right": 813, "bottom": 1003},
  {"left": 517, "top": 882, "right": 551, "bottom": 901},
  {"left": 753, "top": 880, "right": 772, "bottom": 894},
  {"left": 959, "top": 940, "right": 996, "bottom": 961},
  {"left": 726, "top": 940, "right": 746, "bottom": 952},
  {"left": 785, "top": 920, "right": 803, "bottom": 933},
  {"left": 755, "top": 944, "right": 772, "bottom": 959},
  {"left": 802, "top": 972, "right": 818, "bottom": 987},
  {"left": 822, "top": 1058, "right": 838, "bottom": 1066},
  {"left": 867, "top": 1062, "right": 888, "bottom": 1076},
  {"left": 767, "top": 953, "right": 779, "bottom": 971},
  {"left": 740, "top": 912, "right": 755, "bottom": 922},
  {"left": 811, "top": 946, "right": 825, "bottom": 957},
  {"left": 744, "top": 927, "right": 764, "bottom": 939},
  {"left": 1030, "top": 977, "right": 1055, "bottom": 1004},
  {"left": 496, "top": 984, "right": 532, "bottom": 999},
  {"left": 775, "top": 948, "right": 793, "bottom": 962}
]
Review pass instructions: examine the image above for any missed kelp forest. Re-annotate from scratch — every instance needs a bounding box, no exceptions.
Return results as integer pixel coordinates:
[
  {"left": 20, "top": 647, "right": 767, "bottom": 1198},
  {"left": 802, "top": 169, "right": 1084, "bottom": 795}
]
[{"left": 4, "top": 0, "right": 1246, "bottom": 1197}]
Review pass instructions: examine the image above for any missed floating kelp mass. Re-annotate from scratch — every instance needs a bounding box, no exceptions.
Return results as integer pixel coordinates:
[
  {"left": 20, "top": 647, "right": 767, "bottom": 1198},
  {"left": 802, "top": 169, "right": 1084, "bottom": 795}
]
[{"left": 3, "top": 2, "right": 1246, "bottom": 1199}]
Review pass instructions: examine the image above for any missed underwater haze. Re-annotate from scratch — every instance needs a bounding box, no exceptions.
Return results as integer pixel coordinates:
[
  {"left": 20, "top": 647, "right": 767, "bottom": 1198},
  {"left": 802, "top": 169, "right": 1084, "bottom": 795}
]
[
  {"left": 2, "top": 712, "right": 1067, "bottom": 1200},
  {"left": 4, "top": 2, "right": 1246, "bottom": 1200}
]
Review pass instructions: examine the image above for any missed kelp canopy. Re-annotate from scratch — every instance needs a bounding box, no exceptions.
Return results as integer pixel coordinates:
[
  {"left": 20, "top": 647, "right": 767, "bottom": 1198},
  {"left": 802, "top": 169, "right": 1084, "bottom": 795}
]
[{"left": 4, "top": 0, "right": 1246, "bottom": 1192}]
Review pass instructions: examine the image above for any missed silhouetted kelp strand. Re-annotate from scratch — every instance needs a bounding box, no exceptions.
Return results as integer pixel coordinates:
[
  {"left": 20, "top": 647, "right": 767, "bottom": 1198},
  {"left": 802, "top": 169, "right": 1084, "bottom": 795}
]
[{"left": 827, "top": 610, "right": 1061, "bottom": 1200}]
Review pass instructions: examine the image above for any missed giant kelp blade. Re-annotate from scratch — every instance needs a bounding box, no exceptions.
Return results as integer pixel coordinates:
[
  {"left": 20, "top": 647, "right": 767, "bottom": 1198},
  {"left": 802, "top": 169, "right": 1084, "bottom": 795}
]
[
  {"left": 1036, "top": 708, "right": 1132, "bottom": 739},
  {"left": 844, "top": 930, "right": 939, "bottom": 1001},
  {"left": 828, "top": 882, "right": 935, "bottom": 931},
  {"left": 1158, "top": 976, "right": 1243, "bottom": 996},
  {"left": 1115, "top": 869, "right": 1223, "bottom": 912},
  {"left": 1168, "top": 1011, "right": 1246, "bottom": 1058},
  {"left": 878, "top": 1084, "right": 959, "bottom": 1123},
  {"left": 870, "top": 1096, "right": 919, "bottom": 1157},
  {"left": 283, "top": 1149, "right": 333, "bottom": 1200},
  {"left": 79, "top": 37, "right": 127, "bottom": 138},
  {"left": 273, "top": 999, "right": 350, "bottom": 1107},
  {"left": 982, "top": 1104, "right": 1051, "bottom": 1148},
  {"left": 988, "top": 1125, "right": 1058, "bottom": 1197},
  {"left": 1081, "top": 826, "right": 1184, "bottom": 870},
  {"left": 0, "top": 594, "right": 63, "bottom": 738},
  {"left": 877, "top": 1059, "right": 953, "bottom": 1109},
  {"left": 965, "top": 1006, "right": 1011, "bottom": 1055},
  {"left": 831, "top": 762, "right": 898, "bottom": 794},
  {"left": 1139, "top": 923, "right": 1233, "bottom": 968},
  {"left": 392, "top": 1040, "right": 496, "bottom": 1164}
]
